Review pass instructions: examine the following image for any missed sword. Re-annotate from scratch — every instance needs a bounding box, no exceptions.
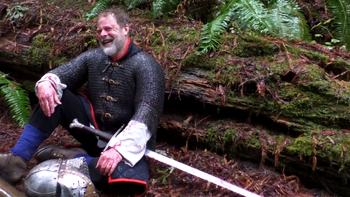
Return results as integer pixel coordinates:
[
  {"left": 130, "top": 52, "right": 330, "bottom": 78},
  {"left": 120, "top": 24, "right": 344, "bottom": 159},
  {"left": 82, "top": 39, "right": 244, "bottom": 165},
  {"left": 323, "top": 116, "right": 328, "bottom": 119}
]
[{"left": 69, "top": 118, "right": 260, "bottom": 197}]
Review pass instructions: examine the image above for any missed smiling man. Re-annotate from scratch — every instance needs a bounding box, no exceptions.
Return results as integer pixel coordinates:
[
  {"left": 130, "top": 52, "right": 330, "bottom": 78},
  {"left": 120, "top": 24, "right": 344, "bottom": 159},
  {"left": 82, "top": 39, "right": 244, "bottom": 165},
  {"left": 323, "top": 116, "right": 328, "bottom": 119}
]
[{"left": 0, "top": 7, "right": 165, "bottom": 197}]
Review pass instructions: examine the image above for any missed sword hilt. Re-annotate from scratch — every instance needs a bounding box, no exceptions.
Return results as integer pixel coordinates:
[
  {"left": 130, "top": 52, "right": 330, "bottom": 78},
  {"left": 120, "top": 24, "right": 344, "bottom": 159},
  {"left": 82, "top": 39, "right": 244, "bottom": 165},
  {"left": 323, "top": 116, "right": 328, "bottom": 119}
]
[
  {"left": 69, "top": 118, "right": 114, "bottom": 141},
  {"left": 70, "top": 118, "right": 85, "bottom": 129}
]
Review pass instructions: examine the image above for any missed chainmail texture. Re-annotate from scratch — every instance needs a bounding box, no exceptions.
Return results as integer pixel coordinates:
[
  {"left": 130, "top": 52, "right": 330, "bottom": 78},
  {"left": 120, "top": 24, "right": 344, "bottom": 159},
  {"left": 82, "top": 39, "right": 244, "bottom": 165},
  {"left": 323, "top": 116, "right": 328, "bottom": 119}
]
[{"left": 49, "top": 41, "right": 165, "bottom": 150}]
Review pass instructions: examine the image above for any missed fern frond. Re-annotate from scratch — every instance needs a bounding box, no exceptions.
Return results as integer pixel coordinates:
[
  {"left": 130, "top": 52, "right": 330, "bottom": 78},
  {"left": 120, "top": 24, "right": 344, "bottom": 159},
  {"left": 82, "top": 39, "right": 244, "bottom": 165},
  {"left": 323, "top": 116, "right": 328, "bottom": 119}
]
[
  {"left": 232, "top": 0, "right": 271, "bottom": 34},
  {"left": 267, "top": 0, "right": 311, "bottom": 40},
  {"left": 0, "top": 74, "right": 30, "bottom": 127},
  {"left": 126, "top": 0, "right": 150, "bottom": 11},
  {"left": 152, "top": 0, "right": 182, "bottom": 19},
  {"left": 325, "top": 0, "right": 350, "bottom": 50},
  {"left": 85, "top": 0, "right": 118, "bottom": 21},
  {"left": 197, "top": 1, "right": 236, "bottom": 54}
]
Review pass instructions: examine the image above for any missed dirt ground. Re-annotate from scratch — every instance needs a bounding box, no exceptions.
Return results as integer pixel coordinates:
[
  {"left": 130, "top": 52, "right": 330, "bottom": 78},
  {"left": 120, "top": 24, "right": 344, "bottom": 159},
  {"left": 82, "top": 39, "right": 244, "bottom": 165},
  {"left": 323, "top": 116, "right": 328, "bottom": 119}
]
[{"left": 0, "top": 97, "right": 334, "bottom": 197}]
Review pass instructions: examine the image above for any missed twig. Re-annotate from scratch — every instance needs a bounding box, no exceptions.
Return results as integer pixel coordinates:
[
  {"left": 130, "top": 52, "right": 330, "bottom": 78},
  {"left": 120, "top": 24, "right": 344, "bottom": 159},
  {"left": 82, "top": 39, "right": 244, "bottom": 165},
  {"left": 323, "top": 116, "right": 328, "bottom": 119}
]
[{"left": 282, "top": 41, "right": 293, "bottom": 69}]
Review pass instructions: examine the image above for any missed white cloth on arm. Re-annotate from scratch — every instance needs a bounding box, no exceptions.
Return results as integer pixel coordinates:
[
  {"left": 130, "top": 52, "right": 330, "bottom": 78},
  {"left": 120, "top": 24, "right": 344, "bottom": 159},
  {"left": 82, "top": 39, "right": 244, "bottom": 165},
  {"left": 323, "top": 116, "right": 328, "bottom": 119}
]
[
  {"left": 35, "top": 73, "right": 67, "bottom": 102},
  {"left": 108, "top": 120, "right": 150, "bottom": 167}
]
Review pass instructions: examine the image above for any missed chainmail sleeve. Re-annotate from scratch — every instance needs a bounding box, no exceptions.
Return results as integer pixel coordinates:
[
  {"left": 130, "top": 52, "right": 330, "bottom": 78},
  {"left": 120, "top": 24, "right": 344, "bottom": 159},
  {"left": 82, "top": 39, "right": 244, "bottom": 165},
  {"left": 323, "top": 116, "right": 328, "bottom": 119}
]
[
  {"left": 48, "top": 49, "right": 105, "bottom": 91},
  {"left": 132, "top": 53, "right": 165, "bottom": 150}
]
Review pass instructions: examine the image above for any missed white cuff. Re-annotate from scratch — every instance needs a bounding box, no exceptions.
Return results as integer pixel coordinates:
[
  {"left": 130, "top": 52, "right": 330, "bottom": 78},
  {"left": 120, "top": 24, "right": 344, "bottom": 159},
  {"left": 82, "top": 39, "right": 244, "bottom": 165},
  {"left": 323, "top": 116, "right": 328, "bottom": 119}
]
[
  {"left": 108, "top": 120, "right": 150, "bottom": 166},
  {"left": 35, "top": 73, "right": 67, "bottom": 100}
]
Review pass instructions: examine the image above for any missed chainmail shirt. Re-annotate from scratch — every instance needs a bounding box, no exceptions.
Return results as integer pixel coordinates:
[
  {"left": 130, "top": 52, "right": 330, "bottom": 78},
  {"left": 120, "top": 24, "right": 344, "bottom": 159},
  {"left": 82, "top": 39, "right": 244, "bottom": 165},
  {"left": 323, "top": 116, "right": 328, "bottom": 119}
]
[{"left": 49, "top": 40, "right": 165, "bottom": 150}]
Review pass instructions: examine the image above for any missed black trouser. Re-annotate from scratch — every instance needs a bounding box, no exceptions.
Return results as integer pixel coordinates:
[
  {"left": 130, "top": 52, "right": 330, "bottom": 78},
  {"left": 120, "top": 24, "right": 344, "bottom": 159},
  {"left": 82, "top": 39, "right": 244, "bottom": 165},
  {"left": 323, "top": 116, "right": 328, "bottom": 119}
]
[
  {"left": 28, "top": 89, "right": 149, "bottom": 195},
  {"left": 28, "top": 89, "right": 101, "bottom": 156}
]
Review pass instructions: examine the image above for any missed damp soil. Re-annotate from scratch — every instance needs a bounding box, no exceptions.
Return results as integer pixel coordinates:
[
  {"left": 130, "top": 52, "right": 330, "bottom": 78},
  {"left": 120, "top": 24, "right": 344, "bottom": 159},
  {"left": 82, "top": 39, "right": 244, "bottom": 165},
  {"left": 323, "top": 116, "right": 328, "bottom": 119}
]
[{"left": 0, "top": 97, "right": 334, "bottom": 197}]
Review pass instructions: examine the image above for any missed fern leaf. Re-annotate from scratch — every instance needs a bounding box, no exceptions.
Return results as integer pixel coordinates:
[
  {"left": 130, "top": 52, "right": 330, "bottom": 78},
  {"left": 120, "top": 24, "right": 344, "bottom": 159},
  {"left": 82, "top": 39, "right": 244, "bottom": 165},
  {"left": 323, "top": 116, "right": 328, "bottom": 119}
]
[
  {"left": 0, "top": 74, "right": 30, "bottom": 127},
  {"left": 232, "top": 0, "right": 271, "bottom": 34},
  {"left": 267, "top": 0, "right": 311, "bottom": 40},
  {"left": 126, "top": 0, "right": 150, "bottom": 10},
  {"left": 325, "top": 0, "right": 350, "bottom": 50},
  {"left": 85, "top": 0, "right": 118, "bottom": 21},
  {"left": 152, "top": 0, "right": 182, "bottom": 19},
  {"left": 197, "top": 1, "right": 236, "bottom": 54}
]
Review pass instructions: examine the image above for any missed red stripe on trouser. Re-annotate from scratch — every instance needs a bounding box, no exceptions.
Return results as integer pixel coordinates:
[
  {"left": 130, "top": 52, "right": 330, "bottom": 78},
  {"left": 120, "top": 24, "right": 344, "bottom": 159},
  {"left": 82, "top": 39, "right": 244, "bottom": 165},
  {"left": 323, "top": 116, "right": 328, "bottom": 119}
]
[{"left": 108, "top": 176, "right": 148, "bottom": 197}]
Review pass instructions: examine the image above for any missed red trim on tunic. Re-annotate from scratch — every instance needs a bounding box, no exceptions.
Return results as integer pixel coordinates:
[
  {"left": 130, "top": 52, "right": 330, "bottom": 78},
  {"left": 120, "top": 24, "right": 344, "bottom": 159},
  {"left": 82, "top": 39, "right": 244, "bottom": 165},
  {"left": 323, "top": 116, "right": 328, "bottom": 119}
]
[{"left": 77, "top": 92, "right": 99, "bottom": 130}]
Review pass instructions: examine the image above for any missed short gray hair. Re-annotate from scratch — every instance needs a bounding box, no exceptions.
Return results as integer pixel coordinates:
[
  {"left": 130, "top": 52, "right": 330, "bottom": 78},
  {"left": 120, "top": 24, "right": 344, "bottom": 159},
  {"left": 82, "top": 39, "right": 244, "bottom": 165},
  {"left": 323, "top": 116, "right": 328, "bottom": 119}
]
[{"left": 98, "top": 7, "right": 130, "bottom": 28}]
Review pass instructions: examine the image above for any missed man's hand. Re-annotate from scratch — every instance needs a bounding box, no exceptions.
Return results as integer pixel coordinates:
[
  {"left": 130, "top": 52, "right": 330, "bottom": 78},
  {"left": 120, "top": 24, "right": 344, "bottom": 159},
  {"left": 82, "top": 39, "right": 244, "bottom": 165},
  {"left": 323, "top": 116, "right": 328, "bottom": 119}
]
[
  {"left": 37, "top": 81, "right": 61, "bottom": 117},
  {"left": 96, "top": 148, "right": 122, "bottom": 176}
]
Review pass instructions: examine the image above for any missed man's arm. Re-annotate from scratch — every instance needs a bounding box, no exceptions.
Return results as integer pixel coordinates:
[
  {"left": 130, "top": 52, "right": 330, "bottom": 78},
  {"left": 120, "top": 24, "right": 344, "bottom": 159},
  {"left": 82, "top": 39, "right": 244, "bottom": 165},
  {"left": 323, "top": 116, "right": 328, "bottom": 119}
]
[
  {"left": 107, "top": 53, "right": 165, "bottom": 166},
  {"left": 35, "top": 73, "right": 66, "bottom": 116}
]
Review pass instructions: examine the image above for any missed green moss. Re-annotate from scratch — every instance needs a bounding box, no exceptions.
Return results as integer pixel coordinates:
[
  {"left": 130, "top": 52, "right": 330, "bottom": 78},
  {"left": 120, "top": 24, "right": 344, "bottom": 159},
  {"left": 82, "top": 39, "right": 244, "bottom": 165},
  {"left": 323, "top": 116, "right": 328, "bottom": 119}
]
[
  {"left": 52, "top": 56, "right": 67, "bottom": 67},
  {"left": 180, "top": 26, "right": 198, "bottom": 43},
  {"left": 299, "top": 48, "right": 329, "bottom": 63},
  {"left": 331, "top": 58, "right": 350, "bottom": 70},
  {"left": 26, "top": 33, "right": 71, "bottom": 68},
  {"left": 204, "top": 127, "right": 222, "bottom": 151},
  {"left": 165, "top": 31, "right": 179, "bottom": 43},
  {"left": 199, "top": 49, "right": 350, "bottom": 129},
  {"left": 285, "top": 135, "right": 313, "bottom": 156},
  {"left": 223, "top": 129, "right": 236, "bottom": 144},
  {"left": 181, "top": 53, "right": 213, "bottom": 70},
  {"left": 26, "top": 33, "right": 53, "bottom": 66},
  {"left": 231, "top": 34, "right": 279, "bottom": 57},
  {"left": 200, "top": 119, "right": 350, "bottom": 175},
  {"left": 240, "top": 33, "right": 267, "bottom": 43},
  {"left": 244, "top": 131, "right": 261, "bottom": 149}
]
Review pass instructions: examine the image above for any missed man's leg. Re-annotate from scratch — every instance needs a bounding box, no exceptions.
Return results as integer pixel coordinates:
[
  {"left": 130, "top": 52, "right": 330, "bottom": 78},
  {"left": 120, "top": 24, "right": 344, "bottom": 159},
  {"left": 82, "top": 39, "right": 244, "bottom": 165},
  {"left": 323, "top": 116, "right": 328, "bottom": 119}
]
[
  {"left": 0, "top": 89, "right": 98, "bottom": 184},
  {"left": 86, "top": 156, "right": 149, "bottom": 196},
  {"left": 0, "top": 105, "right": 55, "bottom": 184},
  {"left": 33, "top": 90, "right": 101, "bottom": 160}
]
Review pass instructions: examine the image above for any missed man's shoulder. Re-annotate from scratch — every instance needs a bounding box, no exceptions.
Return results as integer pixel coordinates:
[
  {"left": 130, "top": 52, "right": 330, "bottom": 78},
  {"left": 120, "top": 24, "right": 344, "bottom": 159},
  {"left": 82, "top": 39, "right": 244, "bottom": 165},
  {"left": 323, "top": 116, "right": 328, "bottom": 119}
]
[
  {"left": 82, "top": 48, "right": 104, "bottom": 56},
  {"left": 131, "top": 52, "right": 164, "bottom": 75},
  {"left": 74, "top": 48, "right": 105, "bottom": 61},
  {"left": 132, "top": 51, "right": 157, "bottom": 63}
]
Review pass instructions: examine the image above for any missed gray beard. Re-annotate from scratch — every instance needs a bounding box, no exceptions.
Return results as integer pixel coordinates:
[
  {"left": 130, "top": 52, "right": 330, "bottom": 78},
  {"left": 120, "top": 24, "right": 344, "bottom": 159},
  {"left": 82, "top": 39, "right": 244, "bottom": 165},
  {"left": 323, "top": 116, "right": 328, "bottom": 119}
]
[
  {"left": 101, "top": 37, "right": 123, "bottom": 56},
  {"left": 102, "top": 43, "right": 117, "bottom": 56}
]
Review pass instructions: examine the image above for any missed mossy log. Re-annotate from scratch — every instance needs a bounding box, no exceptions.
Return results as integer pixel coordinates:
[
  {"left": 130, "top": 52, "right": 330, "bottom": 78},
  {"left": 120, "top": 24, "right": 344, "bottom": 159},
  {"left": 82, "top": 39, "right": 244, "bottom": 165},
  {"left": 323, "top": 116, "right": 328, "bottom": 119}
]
[
  {"left": 159, "top": 106, "right": 350, "bottom": 195},
  {"left": 1, "top": 2, "right": 350, "bottom": 195}
]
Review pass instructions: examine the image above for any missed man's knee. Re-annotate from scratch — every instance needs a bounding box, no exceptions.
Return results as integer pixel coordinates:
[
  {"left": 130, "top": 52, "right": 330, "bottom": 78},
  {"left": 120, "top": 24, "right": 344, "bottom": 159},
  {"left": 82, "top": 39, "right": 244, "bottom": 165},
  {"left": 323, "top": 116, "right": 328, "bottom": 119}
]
[{"left": 88, "top": 157, "right": 149, "bottom": 195}]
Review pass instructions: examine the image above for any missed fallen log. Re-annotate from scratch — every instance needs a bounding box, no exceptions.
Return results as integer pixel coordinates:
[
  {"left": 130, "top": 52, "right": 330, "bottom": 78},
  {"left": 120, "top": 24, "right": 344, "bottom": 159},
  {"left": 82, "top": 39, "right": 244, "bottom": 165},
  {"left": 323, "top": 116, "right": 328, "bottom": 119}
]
[{"left": 158, "top": 109, "right": 350, "bottom": 195}]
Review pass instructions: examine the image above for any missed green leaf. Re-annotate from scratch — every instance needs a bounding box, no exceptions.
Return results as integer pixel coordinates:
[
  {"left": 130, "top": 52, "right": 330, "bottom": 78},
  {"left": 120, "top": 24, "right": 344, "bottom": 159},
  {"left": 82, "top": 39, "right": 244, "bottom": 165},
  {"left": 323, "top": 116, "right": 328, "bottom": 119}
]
[
  {"left": 266, "top": 0, "right": 311, "bottom": 40},
  {"left": 325, "top": 0, "right": 350, "bottom": 50},
  {"left": 151, "top": 0, "right": 182, "bottom": 19},
  {"left": 232, "top": 0, "right": 271, "bottom": 33},
  {"left": 0, "top": 73, "right": 30, "bottom": 127},
  {"left": 197, "top": 1, "right": 236, "bottom": 54},
  {"left": 127, "top": 0, "right": 150, "bottom": 11},
  {"left": 85, "top": 0, "right": 117, "bottom": 21}
]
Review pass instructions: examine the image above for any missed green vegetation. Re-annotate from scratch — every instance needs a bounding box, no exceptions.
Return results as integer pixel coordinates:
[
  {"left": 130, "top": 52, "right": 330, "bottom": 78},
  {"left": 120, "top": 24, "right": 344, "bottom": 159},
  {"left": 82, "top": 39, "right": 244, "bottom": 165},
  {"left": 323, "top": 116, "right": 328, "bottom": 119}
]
[
  {"left": 2, "top": 3, "right": 29, "bottom": 21},
  {"left": 0, "top": 73, "right": 30, "bottom": 127},
  {"left": 86, "top": 0, "right": 350, "bottom": 53}
]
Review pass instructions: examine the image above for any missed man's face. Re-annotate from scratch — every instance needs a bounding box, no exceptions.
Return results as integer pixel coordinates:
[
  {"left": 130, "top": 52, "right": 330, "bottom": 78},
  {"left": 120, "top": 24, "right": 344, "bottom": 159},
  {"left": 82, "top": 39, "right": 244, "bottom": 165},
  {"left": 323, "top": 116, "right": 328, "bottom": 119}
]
[{"left": 96, "top": 15, "right": 126, "bottom": 56}]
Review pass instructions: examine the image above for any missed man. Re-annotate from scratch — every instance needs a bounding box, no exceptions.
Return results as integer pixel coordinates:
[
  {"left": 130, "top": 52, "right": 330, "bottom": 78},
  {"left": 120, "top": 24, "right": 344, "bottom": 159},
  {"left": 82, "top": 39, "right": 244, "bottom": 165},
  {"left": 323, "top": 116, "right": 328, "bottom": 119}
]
[{"left": 0, "top": 7, "right": 165, "bottom": 196}]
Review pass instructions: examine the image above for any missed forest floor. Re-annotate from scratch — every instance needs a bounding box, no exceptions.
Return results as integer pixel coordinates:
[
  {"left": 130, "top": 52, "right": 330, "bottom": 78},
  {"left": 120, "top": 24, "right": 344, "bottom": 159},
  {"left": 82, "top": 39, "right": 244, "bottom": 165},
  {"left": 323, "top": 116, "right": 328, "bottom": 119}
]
[{"left": 0, "top": 97, "right": 334, "bottom": 197}]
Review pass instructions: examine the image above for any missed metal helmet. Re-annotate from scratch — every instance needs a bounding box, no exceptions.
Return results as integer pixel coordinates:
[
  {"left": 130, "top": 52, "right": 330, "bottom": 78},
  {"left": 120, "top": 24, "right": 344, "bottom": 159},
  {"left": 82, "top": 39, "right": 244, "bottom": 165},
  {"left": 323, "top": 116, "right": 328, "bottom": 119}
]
[{"left": 24, "top": 157, "right": 98, "bottom": 197}]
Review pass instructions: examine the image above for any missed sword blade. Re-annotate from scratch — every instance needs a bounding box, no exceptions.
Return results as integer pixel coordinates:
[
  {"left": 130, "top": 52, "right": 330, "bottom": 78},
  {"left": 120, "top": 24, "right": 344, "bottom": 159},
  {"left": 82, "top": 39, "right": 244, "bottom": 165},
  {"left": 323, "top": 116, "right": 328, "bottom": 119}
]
[
  {"left": 145, "top": 150, "right": 260, "bottom": 197},
  {"left": 69, "top": 118, "right": 260, "bottom": 197}
]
